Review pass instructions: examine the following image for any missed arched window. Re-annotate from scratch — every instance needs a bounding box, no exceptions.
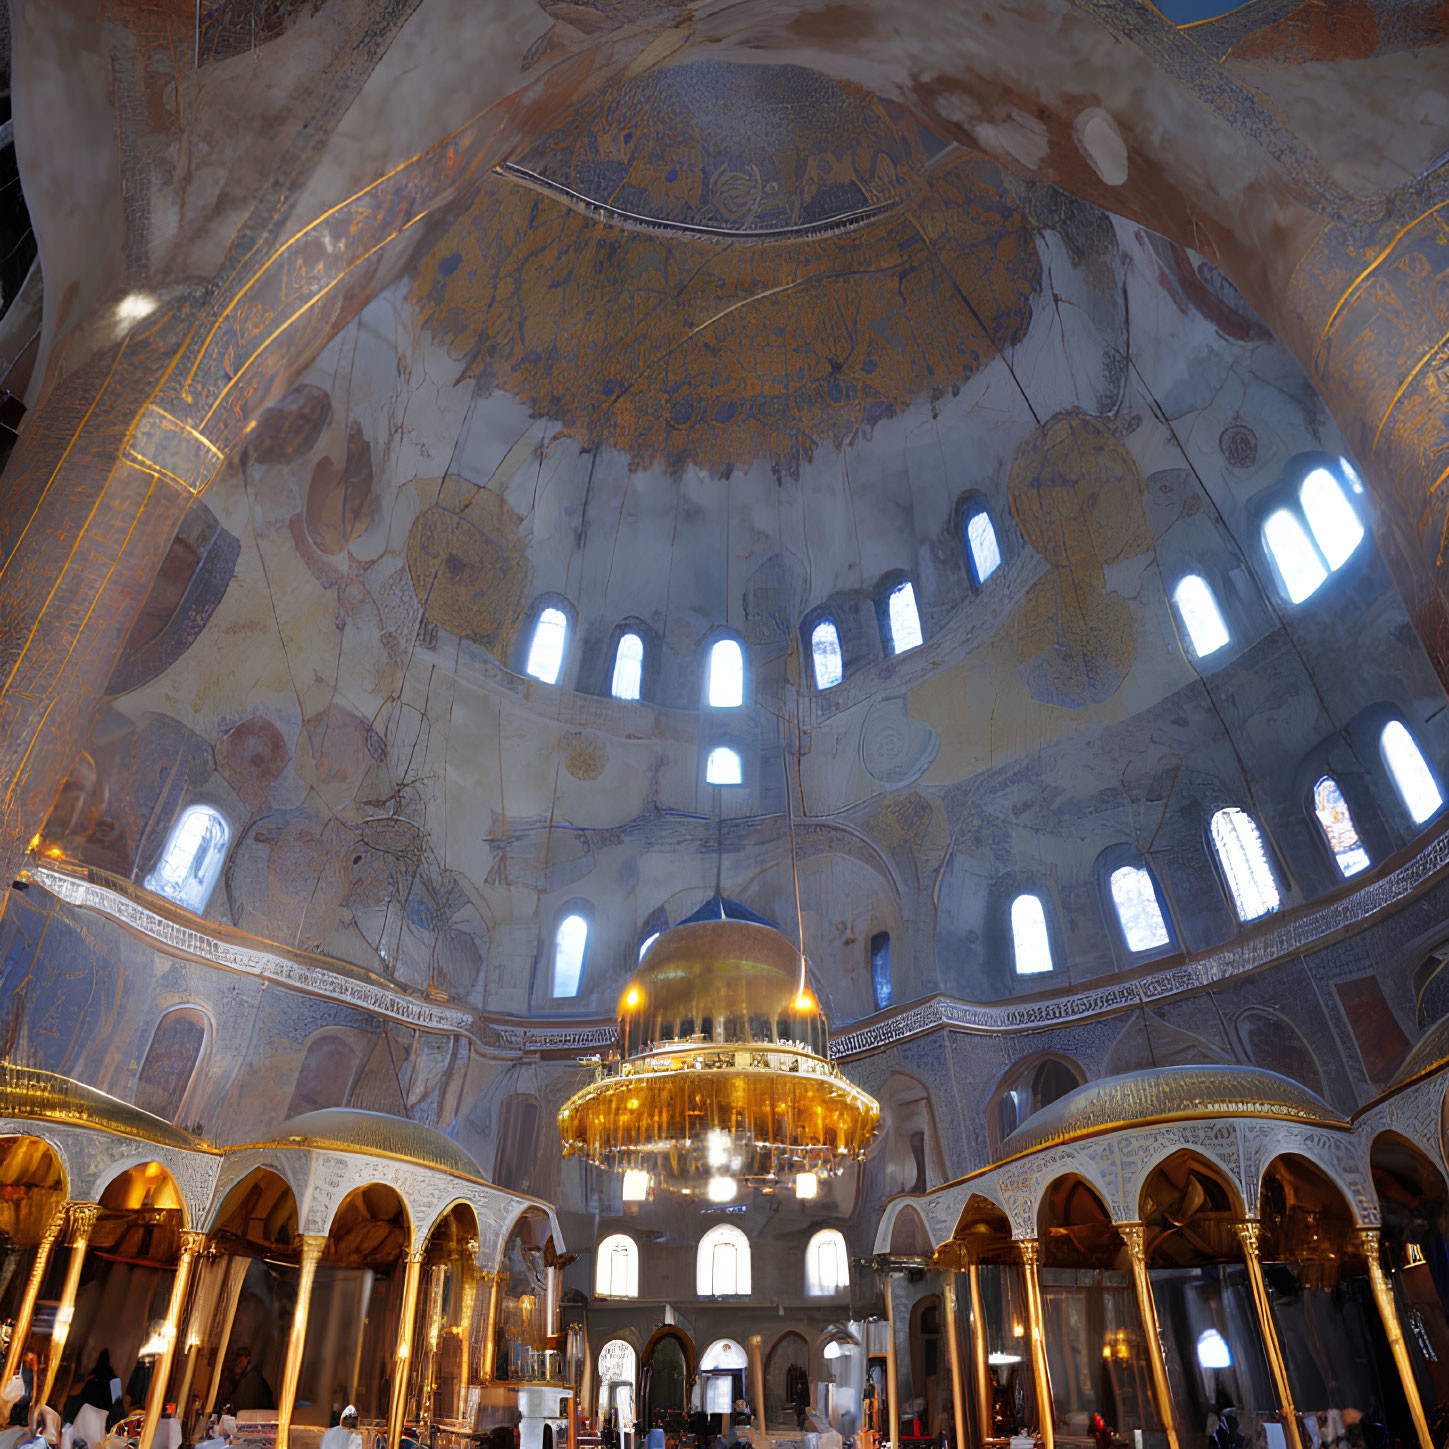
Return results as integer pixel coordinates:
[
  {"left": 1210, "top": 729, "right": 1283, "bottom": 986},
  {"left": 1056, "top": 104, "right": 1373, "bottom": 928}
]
[
  {"left": 1262, "top": 509, "right": 1328, "bottom": 604},
  {"left": 884, "top": 580, "right": 923, "bottom": 654},
  {"left": 1010, "top": 894, "right": 1053, "bottom": 975},
  {"left": 707, "top": 637, "right": 745, "bottom": 708},
  {"left": 1300, "top": 467, "right": 1363, "bottom": 569},
  {"left": 1196, "top": 1329, "right": 1232, "bottom": 1370},
  {"left": 1108, "top": 864, "right": 1172, "bottom": 953},
  {"left": 810, "top": 618, "right": 844, "bottom": 690},
  {"left": 526, "top": 607, "right": 569, "bottom": 684},
  {"left": 1209, "top": 807, "right": 1280, "bottom": 921},
  {"left": 594, "top": 1233, "right": 639, "bottom": 1298},
  {"left": 144, "top": 803, "right": 230, "bottom": 912},
  {"left": 1312, "top": 777, "right": 1370, "bottom": 877},
  {"left": 1170, "top": 575, "right": 1230, "bottom": 659},
  {"left": 286, "top": 1033, "right": 359, "bottom": 1118},
  {"left": 870, "top": 931, "right": 892, "bottom": 1011},
  {"left": 134, "top": 1007, "right": 208, "bottom": 1122},
  {"left": 700, "top": 1339, "right": 748, "bottom": 1371},
  {"left": 611, "top": 632, "right": 645, "bottom": 701},
  {"left": 706, "top": 747, "right": 742, "bottom": 786},
  {"left": 964, "top": 508, "right": 1002, "bottom": 585},
  {"left": 1381, "top": 721, "right": 1443, "bottom": 824},
  {"left": 804, "top": 1228, "right": 850, "bottom": 1296},
  {"left": 553, "top": 912, "right": 589, "bottom": 997},
  {"left": 697, "top": 1223, "right": 751, "bottom": 1297}
]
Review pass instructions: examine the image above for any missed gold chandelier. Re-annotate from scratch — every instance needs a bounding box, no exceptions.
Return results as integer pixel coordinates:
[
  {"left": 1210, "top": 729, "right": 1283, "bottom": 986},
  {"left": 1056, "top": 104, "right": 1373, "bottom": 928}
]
[{"left": 557, "top": 918, "right": 879, "bottom": 1200}]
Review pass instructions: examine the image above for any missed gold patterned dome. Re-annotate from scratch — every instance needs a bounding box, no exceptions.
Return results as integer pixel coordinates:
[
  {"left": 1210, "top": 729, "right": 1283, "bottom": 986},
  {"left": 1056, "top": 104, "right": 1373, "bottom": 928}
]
[
  {"left": 265, "top": 1108, "right": 487, "bottom": 1181},
  {"left": 559, "top": 918, "right": 879, "bottom": 1196},
  {"left": 1000, "top": 1064, "right": 1347, "bottom": 1159},
  {"left": 0, "top": 1063, "right": 213, "bottom": 1153}
]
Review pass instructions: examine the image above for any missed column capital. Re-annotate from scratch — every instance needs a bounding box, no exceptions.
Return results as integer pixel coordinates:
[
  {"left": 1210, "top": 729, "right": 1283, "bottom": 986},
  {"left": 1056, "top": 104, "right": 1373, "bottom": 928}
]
[
  {"left": 1017, "top": 1238, "right": 1041, "bottom": 1268},
  {"left": 298, "top": 1234, "right": 328, "bottom": 1265},
  {"left": 1354, "top": 1224, "right": 1383, "bottom": 1257},
  {"left": 1116, "top": 1221, "right": 1147, "bottom": 1263},
  {"left": 405, "top": 1247, "right": 427, "bottom": 1266},
  {"left": 1232, "top": 1219, "right": 1262, "bottom": 1255},
  {"left": 38, "top": 1201, "right": 68, "bottom": 1245},
  {"left": 65, "top": 1201, "right": 100, "bottom": 1242},
  {"left": 179, "top": 1229, "right": 208, "bottom": 1257}
]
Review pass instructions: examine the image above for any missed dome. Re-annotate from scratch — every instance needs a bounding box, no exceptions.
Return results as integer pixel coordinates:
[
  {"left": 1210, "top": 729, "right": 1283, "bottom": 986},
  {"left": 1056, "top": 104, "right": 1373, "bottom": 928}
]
[
  {"left": 999, "top": 1065, "right": 1346, "bottom": 1158},
  {"left": 618, "top": 919, "right": 826, "bottom": 1058},
  {"left": 267, "top": 1108, "right": 486, "bottom": 1182},
  {"left": 0, "top": 1063, "right": 212, "bottom": 1154}
]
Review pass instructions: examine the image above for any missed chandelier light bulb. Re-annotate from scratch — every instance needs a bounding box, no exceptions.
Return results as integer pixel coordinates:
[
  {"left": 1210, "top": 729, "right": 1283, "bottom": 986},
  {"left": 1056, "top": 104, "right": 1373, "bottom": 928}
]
[
  {"left": 794, "top": 1171, "right": 818, "bottom": 1199},
  {"left": 707, "top": 1175, "right": 737, "bottom": 1202}
]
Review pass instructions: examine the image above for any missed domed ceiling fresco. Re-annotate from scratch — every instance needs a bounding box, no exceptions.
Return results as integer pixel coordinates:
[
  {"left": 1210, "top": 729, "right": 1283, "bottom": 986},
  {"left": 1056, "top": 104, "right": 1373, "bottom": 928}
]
[{"left": 1, "top": 0, "right": 1448, "bottom": 1207}]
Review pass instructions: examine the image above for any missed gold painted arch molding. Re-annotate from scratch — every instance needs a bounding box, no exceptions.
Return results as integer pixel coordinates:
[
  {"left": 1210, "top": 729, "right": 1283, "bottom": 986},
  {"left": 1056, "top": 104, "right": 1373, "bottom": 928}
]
[{"left": 1000, "top": 1064, "right": 1347, "bottom": 1158}]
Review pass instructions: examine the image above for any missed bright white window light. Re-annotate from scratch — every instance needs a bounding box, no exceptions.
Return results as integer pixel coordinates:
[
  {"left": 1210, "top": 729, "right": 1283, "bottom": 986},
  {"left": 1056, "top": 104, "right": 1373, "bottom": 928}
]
[
  {"left": 698, "top": 1224, "right": 750, "bottom": 1295},
  {"left": 707, "top": 637, "right": 745, "bottom": 708},
  {"left": 706, "top": 747, "right": 742, "bottom": 786},
  {"left": 811, "top": 618, "right": 844, "bottom": 690},
  {"left": 638, "top": 932, "right": 660, "bottom": 960},
  {"left": 1171, "top": 574, "right": 1230, "bottom": 659},
  {"left": 1381, "top": 721, "right": 1444, "bottom": 825},
  {"left": 706, "top": 1129, "right": 730, "bottom": 1168},
  {"left": 804, "top": 1228, "right": 849, "bottom": 1296},
  {"left": 1300, "top": 468, "right": 1364, "bottom": 570},
  {"left": 117, "top": 292, "right": 159, "bottom": 323},
  {"left": 1109, "top": 865, "right": 1171, "bottom": 952},
  {"left": 1340, "top": 456, "right": 1365, "bottom": 494},
  {"left": 706, "top": 1176, "right": 737, "bottom": 1203},
  {"left": 552, "top": 913, "right": 589, "bottom": 997},
  {"left": 1210, "top": 808, "right": 1280, "bottom": 921},
  {"left": 1196, "top": 1329, "right": 1232, "bottom": 1370},
  {"left": 526, "top": 607, "right": 569, "bottom": 683},
  {"left": 966, "top": 510, "right": 1002, "bottom": 585},
  {"left": 701, "top": 1340, "right": 749, "bottom": 1371},
  {"left": 1263, "top": 509, "right": 1328, "bottom": 603},
  {"left": 886, "top": 581, "right": 924, "bottom": 654},
  {"left": 794, "top": 1172, "right": 818, "bottom": 1200},
  {"left": 1312, "top": 776, "right": 1370, "bottom": 877},
  {"left": 1010, "top": 894, "right": 1053, "bottom": 975},
  {"left": 594, "top": 1234, "right": 639, "bottom": 1298},
  {"left": 987, "top": 1353, "right": 1022, "bottom": 1367},
  {"left": 611, "top": 632, "right": 644, "bottom": 701},
  {"left": 144, "top": 804, "right": 230, "bottom": 913},
  {"left": 621, "top": 1170, "right": 650, "bottom": 1202}
]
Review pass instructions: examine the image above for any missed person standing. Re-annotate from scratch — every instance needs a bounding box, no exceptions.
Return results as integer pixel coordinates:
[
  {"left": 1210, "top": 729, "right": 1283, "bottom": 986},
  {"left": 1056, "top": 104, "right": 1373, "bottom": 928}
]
[{"left": 320, "top": 1405, "right": 363, "bottom": 1449}]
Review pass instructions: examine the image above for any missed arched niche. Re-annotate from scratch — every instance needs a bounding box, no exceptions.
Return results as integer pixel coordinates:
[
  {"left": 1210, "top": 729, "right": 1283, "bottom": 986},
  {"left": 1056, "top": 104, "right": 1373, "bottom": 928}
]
[
  {"left": 987, "top": 1054, "right": 1084, "bottom": 1157},
  {"left": 495, "top": 1207, "right": 558, "bottom": 1386},
  {"left": 1037, "top": 1174, "right": 1163, "bottom": 1441},
  {"left": 0, "top": 1135, "right": 67, "bottom": 1367},
  {"left": 134, "top": 1005, "right": 212, "bottom": 1126},
  {"left": 641, "top": 1327, "right": 693, "bottom": 1430},
  {"left": 414, "top": 1201, "right": 481, "bottom": 1429},
  {"left": 763, "top": 1330, "right": 809, "bottom": 1432},
  {"left": 597, "top": 1338, "right": 638, "bottom": 1435}
]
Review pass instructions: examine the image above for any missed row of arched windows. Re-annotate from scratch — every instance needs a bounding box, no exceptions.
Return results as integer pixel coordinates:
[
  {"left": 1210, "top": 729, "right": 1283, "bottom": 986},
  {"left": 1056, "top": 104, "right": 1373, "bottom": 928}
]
[
  {"left": 594, "top": 1226, "right": 849, "bottom": 1300},
  {"left": 1002, "top": 719, "right": 1442, "bottom": 974}
]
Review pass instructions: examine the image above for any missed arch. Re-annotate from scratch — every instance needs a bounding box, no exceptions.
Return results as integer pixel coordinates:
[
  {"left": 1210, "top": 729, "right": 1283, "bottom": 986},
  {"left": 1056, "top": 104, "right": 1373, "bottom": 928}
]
[
  {"left": 888, "top": 1202, "right": 933, "bottom": 1256},
  {"left": 92, "top": 1155, "right": 189, "bottom": 1224},
  {"left": 0, "top": 1134, "right": 68, "bottom": 1240},
  {"left": 1170, "top": 573, "right": 1230, "bottom": 659},
  {"left": 325, "top": 1180, "right": 411, "bottom": 1262},
  {"left": 595, "top": 1232, "right": 639, "bottom": 1298},
  {"left": 700, "top": 1338, "right": 748, "bottom": 1371},
  {"left": 878, "top": 575, "right": 923, "bottom": 655},
  {"left": 763, "top": 1330, "right": 810, "bottom": 1430},
  {"left": 1009, "top": 892, "right": 1053, "bottom": 975},
  {"left": 947, "top": 1191, "right": 1016, "bottom": 1257},
  {"left": 1257, "top": 1150, "right": 1370, "bottom": 1240},
  {"left": 208, "top": 1164, "right": 299, "bottom": 1247},
  {"left": 706, "top": 634, "right": 746, "bottom": 708},
  {"left": 1137, "top": 1148, "right": 1247, "bottom": 1253},
  {"left": 611, "top": 629, "right": 646, "bottom": 701},
  {"left": 551, "top": 907, "right": 591, "bottom": 998},
  {"left": 641, "top": 1326, "right": 693, "bottom": 1426},
  {"left": 697, "top": 1223, "right": 751, "bottom": 1296},
  {"left": 961, "top": 500, "right": 1003, "bottom": 587},
  {"left": 144, "top": 801, "right": 230, "bottom": 912},
  {"left": 1234, "top": 1008, "right": 1325, "bottom": 1097},
  {"left": 286, "top": 1031, "right": 360, "bottom": 1118},
  {"left": 1369, "top": 1129, "right": 1449, "bottom": 1251},
  {"left": 705, "top": 745, "right": 743, "bottom": 785},
  {"left": 135, "top": 1004, "right": 212, "bottom": 1123},
  {"left": 524, "top": 600, "right": 572, "bottom": 684},
  {"left": 1310, "top": 775, "right": 1371, "bottom": 876},
  {"left": 422, "top": 1194, "right": 481, "bottom": 1248},
  {"left": 804, "top": 1227, "right": 849, "bottom": 1297},
  {"left": 808, "top": 615, "right": 845, "bottom": 690},
  {"left": 988, "top": 1053, "right": 1085, "bottom": 1156},
  {"left": 1104, "top": 858, "right": 1173, "bottom": 955},
  {"left": 1381, "top": 719, "right": 1444, "bottom": 825},
  {"left": 1209, "top": 806, "right": 1280, "bottom": 921}
]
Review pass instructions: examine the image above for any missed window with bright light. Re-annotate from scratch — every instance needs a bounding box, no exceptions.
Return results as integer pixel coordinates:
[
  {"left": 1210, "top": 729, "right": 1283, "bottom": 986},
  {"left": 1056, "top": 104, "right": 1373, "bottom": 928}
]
[
  {"left": 1381, "top": 721, "right": 1444, "bottom": 825},
  {"left": 1171, "top": 575, "right": 1230, "bottom": 659},
  {"left": 1209, "top": 808, "right": 1280, "bottom": 922},
  {"left": 526, "top": 607, "right": 569, "bottom": 683},
  {"left": 594, "top": 1234, "right": 639, "bottom": 1298},
  {"left": 1300, "top": 468, "right": 1364, "bottom": 570},
  {"left": 1108, "top": 865, "right": 1172, "bottom": 953},
  {"left": 811, "top": 618, "right": 844, "bottom": 690},
  {"left": 611, "top": 632, "right": 645, "bottom": 701},
  {"left": 706, "top": 747, "right": 743, "bottom": 786},
  {"left": 1196, "top": 1329, "right": 1232, "bottom": 1370},
  {"left": 805, "top": 1229, "right": 850, "bottom": 1296},
  {"left": 701, "top": 1340, "right": 748, "bottom": 1371},
  {"left": 1262, "top": 509, "right": 1328, "bottom": 604},
  {"left": 885, "top": 580, "right": 924, "bottom": 654},
  {"left": 697, "top": 1224, "right": 751, "bottom": 1297},
  {"left": 870, "top": 931, "right": 891, "bottom": 1011},
  {"left": 639, "top": 931, "right": 660, "bottom": 960},
  {"left": 705, "top": 1378, "right": 733, "bottom": 1415},
  {"left": 552, "top": 913, "right": 589, "bottom": 997},
  {"left": 144, "top": 804, "right": 230, "bottom": 913},
  {"left": 1010, "top": 894, "right": 1053, "bottom": 975},
  {"left": 708, "top": 637, "right": 745, "bottom": 708},
  {"left": 965, "top": 509, "right": 1002, "bottom": 585},
  {"left": 1312, "top": 777, "right": 1370, "bottom": 877}
]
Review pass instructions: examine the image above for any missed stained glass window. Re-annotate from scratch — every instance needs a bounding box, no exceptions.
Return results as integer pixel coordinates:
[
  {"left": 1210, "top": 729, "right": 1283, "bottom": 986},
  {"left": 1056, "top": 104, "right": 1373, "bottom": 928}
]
[
  {"left": 1312, "top": 777, "right": 1370, "bottom": 876},
  {"left": 707, "top": 637, "right": 745, "bottom": 707},
  {"left": 966, "top": 510, "right": 1002, "bottom": 585},
  {"left": 1209, "top": 808, "right": 1280, "bottom": 921},
  {"left": 1300, "top": 467, "right": 1363, "bottom": 570},
  {"left": 611, "top": 632, "right": 644, "bottom": 701},
  {"left": 706, "top": 747, "right": 743, "bottom": 786},
  {"left": 1263, "top": 509, "right": 1328, "bottom": 603},
  {"left": 144, "top": 804, "right": 230, "bottom": 913},
  {"left": 811, "top": 618, "right": 844, "bottom": 690},
  {"left": 1171, "top": 574, "right": 1230, "bottom": 658},
  {"left": 1381, "top": 721, "right": 1443, "bottom": 825},
  {"left": 526, "top": 607, "right": 568, "bottom": 683},
  {"left": 553, "top": 913, "right": 588, "bottom": 997},
  {"left": 1108, "top": 865, "right": 1172, "bottom": 951},
  {"left": 886, "top": 580, "right": 924, "bottom": 654},
  {"left": 1011, "top": 894, "right": 1053, "bottom": 975}
]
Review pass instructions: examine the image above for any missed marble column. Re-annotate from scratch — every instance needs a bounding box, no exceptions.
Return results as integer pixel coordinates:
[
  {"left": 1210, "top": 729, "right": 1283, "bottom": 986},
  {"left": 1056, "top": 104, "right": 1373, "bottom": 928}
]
[
  {"left": 138, "top": 1229, "right": 206, "bottom": 1449},
  {"left": 1357, "top": 1226, "right": 1433, "bottom": 1449},
  {"left": 276, "top": 1235, "right": 328, "bottom": 1449},
  {"left": 1018, "top": 1241, "right": 1054, "bottom": 1449},
  {"left": 747, "top": 1333, "right": 765, "bottom": 1434}
]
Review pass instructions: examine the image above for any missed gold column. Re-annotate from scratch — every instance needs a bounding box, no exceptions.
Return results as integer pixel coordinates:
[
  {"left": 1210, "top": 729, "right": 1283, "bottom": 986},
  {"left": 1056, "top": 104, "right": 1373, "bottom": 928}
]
[
  {"left": 457, "top": 1242, "right": 481, "bottom": 1418},
  {"left": 39, "top": 1202, "right": 100, "bottom": 1406},
  {"left": 942, "top": 1272, "right": 969, "bottom": 1449},
  {"left": 966, "top": 1258, "right": 991, "bottom": 1445},
  {"left": 1233, "top": 1222, "right": 1299, "bottom": 1445},
  {"left": 1118, "top": 1224, "right": 1179, "bottom": 1449},
  {"left": 747, "top": 1333, "right": 766, "bottom": 1433},
  {"left": 138, "top": 1229, "right": 206, "bottom": 1449},
  {"left": 1357, "top": 1226, "right": 1433, "bottom": 1449},
  {"left": 2, "top": 1201, "right": 66, "bottom": 1386},
  {"left": 387, "top": 1249, "right": 425, "bottom": 1449},
  {"left": 203, "top": 1255, "right": 250, "bottom": 1417},
  {"left": 884, "top": 1274, "right": 901, "bottom": 1449},
  {"left": 275, "top": 1234, "right": 327, "bottom": 1449},
  {"left": 420, "top": 1264, "right": 446, "bottom": 1432},
  {"left": 173, "top": 1248, "right": 225, "bottom": 1440},
  {"left": 479, "top": 1270, "right": 502, "bottom": 1383},
  {"left": 1018, "top": 1241, "right": 1053, "bottom": 1449}
]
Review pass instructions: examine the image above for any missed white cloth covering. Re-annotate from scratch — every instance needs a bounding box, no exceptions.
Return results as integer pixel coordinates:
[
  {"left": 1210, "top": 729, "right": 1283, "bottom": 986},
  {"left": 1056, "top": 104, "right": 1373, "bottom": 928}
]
[
  {"left": 71, "top": 1404, "right": 108, "bottom": 1449},
  {"left": 319, "top": 1428, "right": 363, "bottom": 1449}
]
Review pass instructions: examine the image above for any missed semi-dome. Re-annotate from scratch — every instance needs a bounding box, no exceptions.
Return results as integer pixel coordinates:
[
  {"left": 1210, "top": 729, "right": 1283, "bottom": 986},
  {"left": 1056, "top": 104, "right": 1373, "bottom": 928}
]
[{"left": 267, "top": 1108, "right": 486, "bottom": 1181}]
